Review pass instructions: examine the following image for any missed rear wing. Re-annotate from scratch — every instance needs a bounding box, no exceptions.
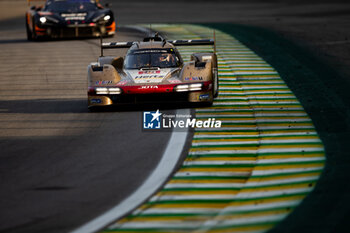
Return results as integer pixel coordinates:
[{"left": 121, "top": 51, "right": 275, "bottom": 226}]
[
  {"left": 168, "top": 39, "right": 214, "bottom": 46},
  {"left": 101, "top": 39, "right": 214, "bottom": 49},
  {"left": 101, "top": 42, "right": 135, "bottom": 49},
  {"left": 99, "top": 30, "right": 217, "bottom": 56},
  {"left": 27, "top": 0, "right": 100, "bottom": 5}
]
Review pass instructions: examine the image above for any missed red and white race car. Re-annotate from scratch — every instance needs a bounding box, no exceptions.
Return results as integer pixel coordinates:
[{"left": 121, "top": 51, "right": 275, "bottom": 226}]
[{"left": 87, "top": 34, "right": 218, "bottom": 110}]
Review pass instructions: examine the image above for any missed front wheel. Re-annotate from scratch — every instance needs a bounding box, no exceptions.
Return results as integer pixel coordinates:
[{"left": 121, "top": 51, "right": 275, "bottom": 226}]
[
  {"left": 30, "top": 21, "right": 38, "bottom": 41},
  {"left": 25, "top": 17, "right": 33, "bottom": 41}
]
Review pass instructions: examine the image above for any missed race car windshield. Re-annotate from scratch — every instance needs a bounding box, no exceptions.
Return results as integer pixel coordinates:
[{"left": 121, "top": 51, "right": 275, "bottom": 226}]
[
  {"left": 124, "top": 49, "right": 179, "bottom": 69},
  {"left": 45, "top": 1, "right": 98, "bottom": 13}
]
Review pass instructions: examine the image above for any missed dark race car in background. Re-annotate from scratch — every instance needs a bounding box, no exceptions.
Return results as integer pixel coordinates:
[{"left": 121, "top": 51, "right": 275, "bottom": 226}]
[{"left": 25, "top": 0, "right": 115, "bottom": 40}]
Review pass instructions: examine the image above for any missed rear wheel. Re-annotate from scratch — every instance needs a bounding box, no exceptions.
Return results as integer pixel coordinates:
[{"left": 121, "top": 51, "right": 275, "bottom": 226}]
[{"left": 213, "top": 69, "right": 219, "bottom": 98}]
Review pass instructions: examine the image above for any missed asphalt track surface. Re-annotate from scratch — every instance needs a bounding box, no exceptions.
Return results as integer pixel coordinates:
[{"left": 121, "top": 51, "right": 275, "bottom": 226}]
[
  {"left": 1, "top": 0, "right": 350, "bottom": 233},
  {"left": 0, "top": 3, "right": 187, "bottom": 233},
  {"left": 0, "top": 28, "right": 186, "bottom": 233}
]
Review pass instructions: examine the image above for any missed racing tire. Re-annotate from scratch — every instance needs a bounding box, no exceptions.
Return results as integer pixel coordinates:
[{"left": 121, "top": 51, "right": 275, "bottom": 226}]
[
  {"left": 25, "top": 17, "right": 33, "bottom": 41},
  {"left": 31, "top": 21, "right": 37, "bottom": 41},
  {"left": 88, "top": 106, "right": 105, "bottom": 112},
  {"left": 214, "top": 87, "right": 219, "bottom": 98},
  {"left": 88, "top": 106, "right": 99, "bottom": 112},
  {"left": 213, "top": 70, "right": 219, "bottom": 98},
  {"left": 198, "top": 101, "right": 213, "bottom": 108}
]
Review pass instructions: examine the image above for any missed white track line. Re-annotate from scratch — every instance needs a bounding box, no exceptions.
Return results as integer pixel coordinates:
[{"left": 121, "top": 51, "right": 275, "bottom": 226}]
[{"left": 70, "top": 109, "right": 190, "bottom": 233}]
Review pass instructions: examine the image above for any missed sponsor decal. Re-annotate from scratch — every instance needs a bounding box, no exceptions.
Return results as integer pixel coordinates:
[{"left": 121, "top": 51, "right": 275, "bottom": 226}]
[
  {"left": 61, "top": 13, "right": 87, "bottom": 21},
  {"left": 185, "top": 76, "right": 203, "bottom": 81},
  {"left": 168, "top": 79, "right": 182, "bottom": 83},
  {"left": 117, "top": 80, "right": 128, "bottom": 86},
  {"left": 91, "top": 98, "right": 102, "bottom": 104},
  {"left": 135, "top": 75, "right": 164, "bottom": 79},
  {"left": 199, "top": 94, "right": 210, "bottom": 100},
  {"left": 139, "top": 86, "right": 159, "bottom": 89},
  {"left": 95, "top": 80, "right": 113, "bottom": 85},
  {"left": 134, "top": 75, "right": 164, "bottom": 83},
  {"left": 142, "top": 110, "right": 221, "bottom": 131},
  {"left": 138, "top": 70, "right": 161, "bottom": 75}
]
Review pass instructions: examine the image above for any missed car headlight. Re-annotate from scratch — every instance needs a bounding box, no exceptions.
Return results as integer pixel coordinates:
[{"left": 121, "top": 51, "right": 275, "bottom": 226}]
[
  {"left": 103, "top": 15, "right": 111, "bottom": 21},
  {"left": 108, "top": 87, "right": 121, "bottom": 94},
  {"left": 39, "top": 17, "right": 47, "bottom": 23},
  {"left": 92, "top": 14, "right": 111, "bottom": 23},
  {"left": 96, "top": 87, "right": 121, "bottom": 95},
  {"left": 174, "top": 83, "right": 203, "bottom": 92}
]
